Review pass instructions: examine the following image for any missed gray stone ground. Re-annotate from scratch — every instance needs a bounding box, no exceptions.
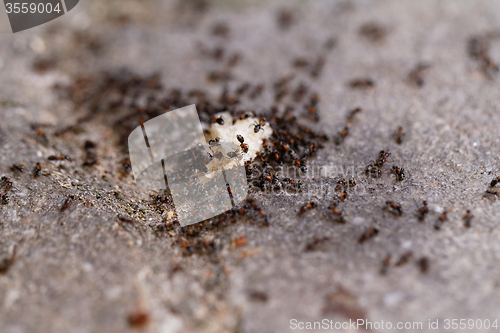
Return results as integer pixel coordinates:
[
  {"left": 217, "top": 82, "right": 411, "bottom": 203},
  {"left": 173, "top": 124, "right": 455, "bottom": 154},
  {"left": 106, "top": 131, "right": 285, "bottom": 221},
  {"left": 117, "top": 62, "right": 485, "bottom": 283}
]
[{"left": 1, "top": 0, "right": 500, "bottom": 332}]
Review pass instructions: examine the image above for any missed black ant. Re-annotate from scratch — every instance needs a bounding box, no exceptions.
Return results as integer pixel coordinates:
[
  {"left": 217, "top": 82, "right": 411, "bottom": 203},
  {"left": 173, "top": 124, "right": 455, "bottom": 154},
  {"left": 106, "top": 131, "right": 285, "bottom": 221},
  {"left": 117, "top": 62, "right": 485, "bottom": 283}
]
[
  {"left": 0, "top": 193, "right": 8, "bottom": 205},
  {"left": 11, "top": 163, "right": 26, "bottom": 173},
  {"left": 122, "top": 158, "right": 132, "bottom": 174},
  {"left": 252, "top": 119, "right": 265, "bottom": 133},
  {"left": 381, "top": 254, "right": 391, "bottom": 275},
  {"left": 346, "top": 107, "right": 362, "bottom": 124},
  {"left": 417, "top": 257, "right": 430, "bottom": 274},
  {"left": 61, "top": 195, "right": 75, "bottom": 211},
  {"left": 349, "top": 78, "right": 375, "bottom": 88},
  {"left": 358, "top": 227, "right": 379, "bottom": 243},
  {"left": 394, "top": 251, "right": 413, "bottom": 267},
  {"left": 463, "top": 210, "right": 473, "bottom": 228},
  {"left": 294, "top": 159, "right": 306, "bottom": 172},
  {"left": 359, "top": 22, "right": 387, "bottom": 42},
  {"left": 375, "top": 150, "right": 391, "bottom": 167},
  {"left": 1, "top": 176, "right": 12, "bottom": 191},
  {"left": 391, "top": 165, "right": 405, "bottom": 181},
  {"left": 334, "top": 126, "right": 349, "bottom": 145},
  {"left": 208, "top": 137, "right": 220, "bottom": 146},
  {"left": 435, "top": 211, "right": 447, "bottom": 230},
  {"left": 299, "top": 202, "right": 317, "bottom": 215},
  {"left": 236, "top": 134, "right": 244, "bottom": 143},
  {"left": 227, "top": 150, "right": 241, "bottom": 159},
  {"left": 417, "top": 201, "right": 429, "bottom": 221},
  {"left": 395, "top": 127, "right": 405, "bottom": 144},
  {"left": 408, "top": 63, "right": 430, "bottom": 87},
  {"left": 365, "top": 163, "right": 382, "bottom": 178},
  {"left": 326, "top": 202, "right": 345, "bottom": 223},
  {"left": 212, "top": 116, "right": 224, "bottom": 125},
  {"left": 34, "top": 163, "right": 42, "bottom": 177},
  {"left": 48, "top": 155, "right": 72, "bottom": 162},
  {"left": 386, "top": 201, "right": 402, "bottom": 216},
  {"left": 490, "top": 177, "right": 500, "bottom": 187}
]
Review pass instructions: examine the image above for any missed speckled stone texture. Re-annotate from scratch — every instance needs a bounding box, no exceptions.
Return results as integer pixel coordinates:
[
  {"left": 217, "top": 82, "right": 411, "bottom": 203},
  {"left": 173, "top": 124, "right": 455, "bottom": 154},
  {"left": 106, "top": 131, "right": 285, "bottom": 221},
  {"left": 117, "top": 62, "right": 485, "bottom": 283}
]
[{"left": 1, "top": 0, "right": 500, "bottom": 332}]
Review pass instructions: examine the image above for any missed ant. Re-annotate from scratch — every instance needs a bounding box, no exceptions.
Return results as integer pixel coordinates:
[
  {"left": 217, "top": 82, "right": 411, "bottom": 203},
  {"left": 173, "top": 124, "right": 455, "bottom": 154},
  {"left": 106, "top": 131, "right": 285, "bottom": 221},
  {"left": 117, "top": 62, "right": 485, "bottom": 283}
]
[
  {"left": 48, "top": 155, "right": 72, "bottom": 162},
  {"left": 381, "top": 254, "right": 391, "bottom": 275},
  {"left": 299, "top": 202, "right": 317, "bottom": 215},
  {"left": 34, "top": 163, "right": 42, "bottom": 177},
  {"left": 122, "top": 158, "right": 132, "bottom": 174},
  {"left": 252, "top": 119, "right": 265, "bottom": 133},
  {"left": 226, "top": 183, "right": 234, "bottom": 197},
  {"left": 236, "top": 134, "right": 244, "bottom": 143},
  {"left": 208, "top": 137, "right": 220, "bottom": 146},
  {"left": 490, "top": 176, "right": 500, "bottom": 187},
  {"left": 330, "top": 207, "right": 345, "bottom": 223},
  {"left": 212, "top": 116, "right": 224, "bottom": 125},
  {"left": 394, "top": 251, "right": 413, "bottom": 267},
  {"left": 0, "top": 193, "right": 8, "bottom": 205},
  {"left": 359, "top": 22, "right": 387, "bottom": 42},
  {"left": 227, "top": 150, "right": 241, "bottom": 159},
  {"left": 365, "top": 163, "right": 382, "bottom": 178},
  {"left": 61, "top": 195, "right": 75, "bottom": 211},
  {"left": 240, "top": 143, "right": 249, "bottom": 153},
  {"left": 339, "top": 191, "right": 347, "bottom": 201},
  {"left": 386, "top": 201, "right": 402, "bottom": 216},
  {"left": 463, "top": 210, "right": 473, "bottom": 228},
  {"left": 334, "top": 126, "right": 349, "bottom": 145},
  {"left": 417, "top": 200, "right": 429, "bottom": 221},
  {"left": 294, "top": 159, "right": 306, "bottom": 172},
  {"left": 349, "top": 78, "right": 375, "bottom": 89},
  {"left": 11, "top": 163, "right": 26, "bottom": 173},
  {"left": 395, "top": 127, "right": 405, "bottom": 144},
  {"left": 435, "top": 211, "right": 447, "bottom": 230},
  {"left": 1, "top": 176, "right": 12, "bottom": 191},
  {"left": 391, "top": 165, "right": 405, "bottom": 181},
  {"left": 417, "top": 257, "right": 430, "bottom": 274},
  {"left": 375, "top": 150, "right": 391, "bottom": 167},
  {"left": 358, "top": 227, "right": 379, "bottom": 243},
  {"left": 408, "top": 63, "right": 430, "bottom": 87},
  {"left": 346, "top": 107, "right": 362, "bottom": 124}
]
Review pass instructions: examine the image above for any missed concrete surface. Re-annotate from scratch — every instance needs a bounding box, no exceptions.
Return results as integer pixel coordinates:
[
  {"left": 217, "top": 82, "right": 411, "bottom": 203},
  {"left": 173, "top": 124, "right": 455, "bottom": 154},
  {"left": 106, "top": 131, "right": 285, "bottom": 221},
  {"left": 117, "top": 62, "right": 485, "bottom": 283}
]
[{"left": 1, "top": 0, "right": 500, "bottom": 332}]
